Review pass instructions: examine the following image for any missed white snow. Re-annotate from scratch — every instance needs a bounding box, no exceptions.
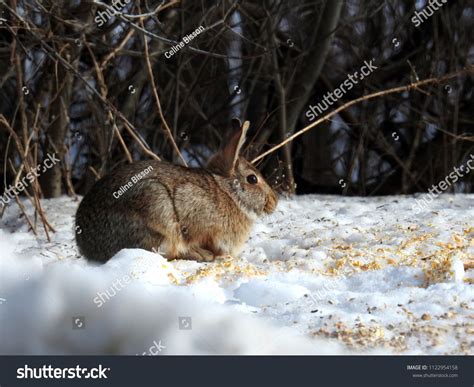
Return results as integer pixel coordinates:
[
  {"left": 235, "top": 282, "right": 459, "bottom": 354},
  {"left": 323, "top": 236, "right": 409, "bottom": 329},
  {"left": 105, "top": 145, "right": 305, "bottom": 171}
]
[{"left": 0, "top": 194, "right": 473, "bottom": 355}]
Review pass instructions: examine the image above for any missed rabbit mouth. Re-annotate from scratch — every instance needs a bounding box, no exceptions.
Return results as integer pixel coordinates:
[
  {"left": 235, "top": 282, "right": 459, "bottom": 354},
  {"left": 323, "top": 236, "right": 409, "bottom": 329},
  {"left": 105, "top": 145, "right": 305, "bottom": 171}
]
[{"left": 263, "top": 192, "right": 278, "bottom": 214}]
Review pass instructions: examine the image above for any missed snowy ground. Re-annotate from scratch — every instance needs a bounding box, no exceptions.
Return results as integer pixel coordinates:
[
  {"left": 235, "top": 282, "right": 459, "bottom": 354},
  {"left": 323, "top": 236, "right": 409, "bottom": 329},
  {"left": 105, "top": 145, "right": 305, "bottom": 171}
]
[{"left": 0, "top": 194, "right": 473, "bottom": 355}]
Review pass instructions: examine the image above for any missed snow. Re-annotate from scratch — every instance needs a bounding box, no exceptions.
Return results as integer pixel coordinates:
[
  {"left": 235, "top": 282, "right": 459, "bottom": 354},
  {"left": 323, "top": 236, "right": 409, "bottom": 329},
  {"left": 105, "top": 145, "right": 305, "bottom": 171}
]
[{"left": 0, "top": 194, "right": 473, "bottom": 355}]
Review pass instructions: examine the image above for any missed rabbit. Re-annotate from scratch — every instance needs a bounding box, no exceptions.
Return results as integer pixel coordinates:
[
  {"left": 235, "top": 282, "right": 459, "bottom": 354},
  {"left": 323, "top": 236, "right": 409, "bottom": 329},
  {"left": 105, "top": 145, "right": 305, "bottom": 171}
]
[{"left": 75, "top": 120, "right": 278, "bottom": 263}]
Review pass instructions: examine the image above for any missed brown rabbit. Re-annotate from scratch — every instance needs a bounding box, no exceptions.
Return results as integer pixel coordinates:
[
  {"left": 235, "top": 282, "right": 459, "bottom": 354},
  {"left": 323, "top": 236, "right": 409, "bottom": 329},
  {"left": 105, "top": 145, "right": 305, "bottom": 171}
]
[{"left": 75, "top": 121, "right": 278, "bottom": 263}]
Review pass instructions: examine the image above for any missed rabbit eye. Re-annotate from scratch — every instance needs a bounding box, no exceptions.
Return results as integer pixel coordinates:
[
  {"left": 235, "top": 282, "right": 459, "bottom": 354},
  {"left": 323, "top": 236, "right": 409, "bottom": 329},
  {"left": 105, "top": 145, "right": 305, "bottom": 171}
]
[{"left": 246, "top": 174, "right": 258, "bottom": 184}]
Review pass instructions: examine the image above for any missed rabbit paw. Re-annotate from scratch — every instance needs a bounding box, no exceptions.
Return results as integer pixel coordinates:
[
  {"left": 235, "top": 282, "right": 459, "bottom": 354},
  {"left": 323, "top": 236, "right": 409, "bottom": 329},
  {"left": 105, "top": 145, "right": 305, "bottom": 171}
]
[
  {"left": 175, "top": 247, "right": 215, "bottom": 262},
  {"left": 190, "top": 247, "right": 216, "bottom": 262}
]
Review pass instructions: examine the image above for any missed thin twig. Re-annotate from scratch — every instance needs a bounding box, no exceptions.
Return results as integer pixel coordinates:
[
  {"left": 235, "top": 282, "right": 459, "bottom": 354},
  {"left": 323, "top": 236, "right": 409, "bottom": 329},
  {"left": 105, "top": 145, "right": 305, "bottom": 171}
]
[
  {"left": 3, "top": 4, "right": 160, "bottom": 161},
  {"left": 85, "top": 42, "right": 133, "bottom": 164},
  {"left": 142, "top": 18, "right": 188, "bottom": 166}
]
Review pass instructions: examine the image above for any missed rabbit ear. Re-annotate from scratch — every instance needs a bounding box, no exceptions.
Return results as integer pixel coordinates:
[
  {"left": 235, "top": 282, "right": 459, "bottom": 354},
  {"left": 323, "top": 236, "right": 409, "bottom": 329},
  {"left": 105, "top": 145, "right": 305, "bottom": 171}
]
[{"left": 207, "top": 120, "right": 250, "bottom": 176}]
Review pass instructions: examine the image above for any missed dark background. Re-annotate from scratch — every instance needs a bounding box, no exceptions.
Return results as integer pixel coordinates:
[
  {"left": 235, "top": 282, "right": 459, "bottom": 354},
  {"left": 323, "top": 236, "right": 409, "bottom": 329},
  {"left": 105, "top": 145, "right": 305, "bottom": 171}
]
[{"left": 0, "top": 0, "right": 473, "bottom": 203}]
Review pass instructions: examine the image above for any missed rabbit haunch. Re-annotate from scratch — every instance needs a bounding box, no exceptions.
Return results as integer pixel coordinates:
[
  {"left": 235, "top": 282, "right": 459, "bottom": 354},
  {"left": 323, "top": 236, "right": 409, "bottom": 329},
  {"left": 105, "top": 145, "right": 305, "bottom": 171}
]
[{"left": 75, "top": 122, "right": 278, "bottom": 263}]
